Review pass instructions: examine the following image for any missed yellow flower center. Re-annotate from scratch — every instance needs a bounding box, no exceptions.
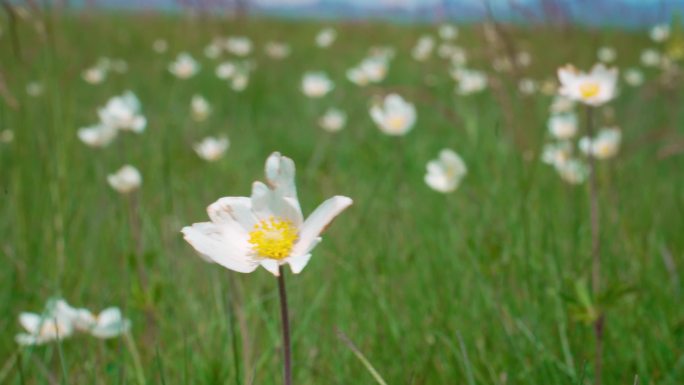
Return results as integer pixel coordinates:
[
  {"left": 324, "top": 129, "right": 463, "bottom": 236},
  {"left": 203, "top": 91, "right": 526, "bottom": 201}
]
[
  {"left": 387, "top": 115, "right": 406, "bottom": 131},
  {"left": 248, "top": 217, "right": 298, "bottom": 260},
  {"left": 579, "top": 82, "right": 600, "bottom": 99}
]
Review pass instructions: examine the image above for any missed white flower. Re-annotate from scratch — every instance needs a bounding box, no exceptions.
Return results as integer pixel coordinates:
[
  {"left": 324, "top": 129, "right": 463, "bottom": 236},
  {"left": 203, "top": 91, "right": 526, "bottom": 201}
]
[
  {"left": 518, "top": 78, "right": 537, "bottom": 95},
  {"left": 453, "top": 68, "right": 488, "bottom": 95},
  {"left": 424, "top": 149, "right": 467, "bottom": 193},
  {"left": 517, "top": 51, "right": 532, "bottom": 67},
  {"left": 0, "top": 129, "right": 14, "bottom": 143},
  {"left": 640, "top": 48, "right": 661, "bottom": 67},
  {"left": 557, "top": 64, "right": 618, "bottom": 106},
  {"left": 438, "top": 24, "right": 458, "bottom": 40},
  {"left": 579, "top": 127, "right": 621, "bottom": 160},
  {"left": 204, "top": 42, "right": 223, "bottom": 59},
  {"left": 556, "top": 159, "right": 589, "bottom": 185},
  {"left": 225, "top": 36, "right": 252, "bottom": 57},
  {"left": 231, "top": 72, "right": 249, "bottom": 91},
  {"left": 542, "top": 142, "right": 572, "bottom": 167},
  {"left": 98, "top": 91, "right": 146, "bottom": 133},
  {"left": 301, "top": 72, "right": 334, "bottom": 98},
  {"left": 169, "top": 52, "right": 200, "bottom": 79},
  {"left": 359, "top": 57, "right": 388, "bottom": 83},
  {"left": 624, "top": 68, "right": 644, "bottom": 86},
  {"left": 181, "top": 152, "right": 353, "bottom": 276},
  {"left": 153, "top": 39, "right": 168, "bottom": 53},
  {"left": 16, "top": 311, "right": 74, "bottom": 346},
  {"left": 548, "top": 113, "right": 578, "bottom": 140},
  {"left": 265, "top": 41, "right": 291, "bottom": 59},
  {"left": 216, "top": 61, "right": 237, "bottom": 79},
  {"left": 650, "top": 23, "right": 670, "bottom": 43},
  {"left": 107, "top": 165, "right": 142, "bottom": 194},
  {"left": 346, "top": 66, "right": 370, "bottom": 86},
  {"left": 318, "top": 108, "right": 346, "bottom": 133},
  {"left": 82, "top": 66, "right": 107, "bottom": 84},
  {"left": 412, "top": 35, "right": 435, "bottom": 61},
  {"left": 437, "top": 43, "right": 458, "bottom": 59},
  {"left": 315, "top": 28, "right": 337, "bottom": 48},
  {"left": 77, "top": 123, "right": 118, "bottom": 148},
  {"left": 370, "top": 93, "right": 416, "bottom": 136},
  {"left": 597, "top": 46, "right": 616, "bottom": 63},
  {"left": 194, "top": 136, "right": 229, "bottom": 161},
  {"left": 26, "top": 81, "right": 43, "bottom": 97},
  {"left": 449, "top": 48, "right": 468, "bottom": 66},
  {"left": 76, "top": 307, "right": 131, "bottom": 339},
  {"left": 550, "top": 95, "right": 575, "bottom": 114},
  {"left": 191, "top": 95, "right": 212, "bottom": 122}
]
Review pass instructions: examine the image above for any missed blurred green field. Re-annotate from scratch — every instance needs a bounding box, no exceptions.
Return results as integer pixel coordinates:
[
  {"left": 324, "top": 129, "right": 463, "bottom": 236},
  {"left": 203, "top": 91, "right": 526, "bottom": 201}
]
[{"left": 1, "top": 11, "right": 684, "bottom": 385}]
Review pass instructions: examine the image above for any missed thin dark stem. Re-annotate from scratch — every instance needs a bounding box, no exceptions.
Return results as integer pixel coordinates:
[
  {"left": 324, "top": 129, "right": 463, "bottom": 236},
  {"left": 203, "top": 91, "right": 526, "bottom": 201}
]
[
  {"left": 586, "top": 106, "right": 603, "bottom": 385},
  {"left": 277, "top": 266, "right": 292, "bottom": 385}
]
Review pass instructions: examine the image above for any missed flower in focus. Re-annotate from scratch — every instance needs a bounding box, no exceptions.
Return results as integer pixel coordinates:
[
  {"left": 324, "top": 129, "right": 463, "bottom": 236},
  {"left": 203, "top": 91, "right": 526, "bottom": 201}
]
[
  {"left": 548, "top": 113, "right": 578, "bottom": 140},
  {"left": 318, "top": 108, "right": 347, "bottom": 133},
  {"left": 78, "top": 123, "right": 118, "bottom": 148},
  {"left": 315, "top": 27, "right": 337, "bottom": 48},
  {"left": 579, "top": 127, "right": 622, "bottom": 160},
  {"left": 624, "top": 68, "right": 644, "bottom": 86},
  {"left": 98, "top": 91, "right": 146, "bottom": 133},
  {"left": 191, "top": 95, "right": 212, "bottom": 122},
  {"left": 265, "top": 41, "right": 291, "bottom": 59},
  {"left": 597, "top": 46, "right": 616, "bottom": 63},
  {"left": 107, "top": 165, "right": 142, "bottom": 194},
  {"left": 650, "top": 23, "right": 670, "bottom": 43},
  {"left": 424, "top": 149, "right": 467, "bottom": 193},
  {"left": 153, "top": 39, "right": 168, "bottom": 53},
  {"left": 301, "top": 72, "right": 334, "bottom": 98},
  {"left": 557, "top": 64, "right": 618, "bottom": 106},
  {"left": 194, "top": 136, "right": 229, "bottom": 161},
  {"left": 169, "top": 52, "right": 200, "bottom": 79},
  {"left": 181, "top": 152, "right": 353, "bottom": 276},
  {"left": 225, "top": 36, "right": 252, "bottom": 57},
  {"left": 370, "top": 93, "right": 416, "bottom": 136}
]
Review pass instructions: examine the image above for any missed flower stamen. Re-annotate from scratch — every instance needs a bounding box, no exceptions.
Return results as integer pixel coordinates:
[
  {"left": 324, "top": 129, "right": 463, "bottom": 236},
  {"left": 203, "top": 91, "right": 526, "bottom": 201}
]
[{"left": 248, "top": 217, "right": 298, "bottom": 260}]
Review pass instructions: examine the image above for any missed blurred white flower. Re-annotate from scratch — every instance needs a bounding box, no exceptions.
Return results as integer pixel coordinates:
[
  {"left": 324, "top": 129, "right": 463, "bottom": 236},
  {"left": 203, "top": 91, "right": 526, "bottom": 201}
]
[
  {"left": 204, "top": 42, "right": 223, "bottom": 59},
  {"left": 318, "top": 108, "right": 347, "bottom": 133},
  {"left": 412, "top": 35, "right": 435, "bottom": 61},
  {"left": 450, "top": 48, "right": 468, "bottom": 67},
  {"left": 453, "top": 68, "right": 488, "bottom": 95},
  {"left": 548, "top": 113, "right": 578, "bottom": 140},
  {"left": 518, "top": 78, "right": 537, "bottom": 95},
  {"left": 231, "top": 72, "right": 250, "bottom": 91},
  {"left": 556, "top": 159, "right": 589, "bottom": 185},
  {"left": 84, "top": 307, "right": 131, "bottom": 339},
  {"left": 346, "top": 66, "right": 370, "bottom": 86},
  {"left": 16, "top": 309, "right": 74, "bottom": 346},
  {"left": 181, "top": 152, "right": 353, "bottom": 276},
  {"left": 315, "top": 27, "right": 337, "bottom": 48},
  {"left": 492, "top": 56, "right": 512, "bottom": 73},
  {"left": 597, "top": 46, "right": 617, "bottom": 63},
  {"left": 557, "top": 64, "right": 618, "bottom": 106},
  {"left": 194, "top": 136, "right": 229, "bottom": 161},
  {"left": 550, "top": 95, "right": 575, "bottom": 114},
  {"left": 78, "top": 123, "right": 118, "bottom": 148},
  {"left": 216, "top": 61, "right": 237, "bottom": 79},
  {"left": 517, "top": 51, "right": 532, "bottom": 67},
  {"left": 424, "top": 149, "right": 467, "bottom": 193},
  {"left": 82, "top": 66, "right": 107, "bottom": 84},
  {"left": 26, "top": 81, "right": 43, "bottom": 97},
  {"left": 640, "top": 49, "right": 661, "bottom": 67},
  {"left": 225, "top": 36, "right": 252, "bottom": 57},
  {"left": 107, "top": 165, "right": 142, "bottom": 194},
  {"left": 98, "top": 91, "right": 146, "bottom": 133},
  {"left": 191, "top": 95, "right": 212, "bottom": 122},
  {"left": 650, "top": 23, "right": 670, "bottom": 43},
  {"left": 0, "top": 129, "right": 13, "bottom": 143},
  {"left": 369, "top": 46, "right": 396, "bottom": 61},
  {"left": 437, "top": 43, "right": 458, "bottom": 59},
  {"left": 301, "top": 72, "right": 334, "bottom": 98},
  {"left": 579, "top": 127, "right": 621, "bottom": 160},
  {"left": 438, "top": 24, "right": 458, "bottom": 40},
  {"left": 542, "top": 142, "right": 573, "bottom": 168},
  {"left": 359, "top": 57, "right": 388, "bottom": 83},
  {"left": 264, "top": 41, "right": 291, "bottom": 59},
  {"left": 370, "top": 93, "right": 416, "bottom": 136},
  {"left": 153, "top": 39, "right": 168, "bottom": 53},
  {"left": 624, "top": 68, "right": 644, "bottom": 86},
  {"left": 169, "top": 52, "right": 200, "bottom": 79},
  {"left": 111, "top": 59, "right": 128, "bottom": 74}
]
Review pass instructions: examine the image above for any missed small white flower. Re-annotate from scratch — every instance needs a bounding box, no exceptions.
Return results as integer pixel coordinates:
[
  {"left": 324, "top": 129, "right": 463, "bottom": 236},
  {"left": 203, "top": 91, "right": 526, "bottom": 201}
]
[
  {"left": 318, "top": 108, "right": 347, "bottom": 133},
  {"left": 82, "top": 66, "right": 107, "bottom": 84},
  {"left": 98, "top": 91, "right": 146, "bottom": 133},
  {"left": 548, "top": 113, "right": 578, "bottom": 140},
  {"left": 153, "top": 39, "right": 168, "bottom": 53},
  {"left": 640, "top": 49, "right": 661, "bottom": 67},
  {"left": 301, "top": 72, "right": 334, "bottom": 98},
  {"left": 370, "top": 93, "right": 416, "bottom": 136},
  {"left": 191, "top": 95, "right": 212, "bottom": 122},
  {"left": 624, "top": 68, "right": 644, "bottom": 86},
  {"left": 557, "top": 64, "right": 618, "bottom": 106},
  {"left": 77, "top": 123, "right": 118, "bottom": 148},
  {"left": 225, "top": 36, "right": 252, "bottom": 57},
  {"left": 346, "top": 66, "right": 370, "bottom": 86},
  {"left": 181, "top": 152, "right": 353, "bottom": 276},
  {"left": 0, "top": 129, "right": 14, "bottom": 143},
  {"left": 556, "top": 159, "right": 589, "bottom": 185},
  {"left": 315, "top": 28, "right": 337, "bottom": 48},
  {"left": 204, "top": 42, "right": 223, "bottom": 59},
  {"left": 597, "top": 46, "right": 617, "bottom": 63},
  {"left": 542, "top": 142, "right": 573, "bottom": 167},
  {"left": 85, "top": 308, "right": 131, "bottom": 339},
  {"left": 450, "top": 48, "right": 468, "bottom": 66},
  {"left": 650, "top": 23, "right": 670, "bottom": 43},
  {"left": 518, "top": 78, "right": 537, "bottom": 95},
  {"left": 550, "top": 95, "right": 575, "bottom": 114},
  {"left": 359, "top": 57, "right": 388, "bottom": 83},
  {"left": 453, "top": 68, "right": 488, "bottom": 95},
  {"left": 579, "top": 127, "right": 621, "bottom": 160},
  {"left": 517, "top": 51, "right": 532, "bottom": 67},
  {"left": 412, "top": 35, "right": 435, "bottom": 61},
  {"left": 438, "top": 24, "right": 458, "bottom": 40},
  {"left": 169, "top": 52, "right": 200, "bottom": 79},
  {"left": 424, "top": 149, "right": 467, "bottom": 193},
  {"left": 15, "top": 299, "right": 75, "bottom": 346},
  {"left": 231, "top": 72, "right": 249, "bottom": 91},
  {"left": 264, "top": 41, "right": 291, "bottom": 59},
  {"left": 26, "top": 81, "right": 43, "bottom": 97},
  {"left": 194, "top": 136, "right": 229, "bottom": 161},
  {"left": 216, "top": 61, "right": 237, "bottom": 79},
  {"left": 107, "top": 165, "right": 142, "bottom": 194}
]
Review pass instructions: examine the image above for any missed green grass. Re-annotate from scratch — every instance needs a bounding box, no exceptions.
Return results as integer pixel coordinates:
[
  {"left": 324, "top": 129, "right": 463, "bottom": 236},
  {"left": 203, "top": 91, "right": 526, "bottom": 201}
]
[{"left": 1, "top": 10, "right": 684, "bottom": 385}]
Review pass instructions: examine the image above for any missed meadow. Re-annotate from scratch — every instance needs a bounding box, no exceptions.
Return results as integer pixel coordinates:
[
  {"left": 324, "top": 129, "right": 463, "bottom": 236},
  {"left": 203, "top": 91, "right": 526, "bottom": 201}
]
[{"left": 1, "top": 8, "right": 684, "bottom": 385}]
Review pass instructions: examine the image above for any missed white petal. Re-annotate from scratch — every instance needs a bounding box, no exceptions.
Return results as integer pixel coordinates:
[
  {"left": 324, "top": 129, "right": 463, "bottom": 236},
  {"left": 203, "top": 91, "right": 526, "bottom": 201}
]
[
  {"left": 96, "top": 308, "right": 123, "bottom": 326},
  {"left": 286, "top": 253, "right": 312, "bottom": 274},
  {"left": 291, "top": 196, "right": 352, "bottom": 256},
  {"left": 19, "top": 313, "right": 41, "bottom": 333},
  {"left": 260, "top": 259, "right": 281, "bottom": 276},
  {"left": 181, "top": 222, "right": 258, "bottom": 273},
  {"left": 208, "top": 197, "right": 257, "bottom": 232}
]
